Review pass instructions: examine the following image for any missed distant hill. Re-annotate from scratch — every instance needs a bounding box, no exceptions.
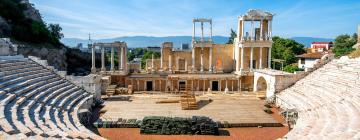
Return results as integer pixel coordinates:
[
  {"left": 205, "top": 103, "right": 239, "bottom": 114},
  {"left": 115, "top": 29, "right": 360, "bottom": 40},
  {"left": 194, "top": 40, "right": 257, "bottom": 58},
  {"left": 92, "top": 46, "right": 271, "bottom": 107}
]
[
  {"left": 61, "top": 36, "right": 229, "bottom": 48},
  {"left": 290, "top": 37, "right": 334, "bottom": 48},
  {"left": 62, "top": 36, "right": 334, "bottom": 48}
]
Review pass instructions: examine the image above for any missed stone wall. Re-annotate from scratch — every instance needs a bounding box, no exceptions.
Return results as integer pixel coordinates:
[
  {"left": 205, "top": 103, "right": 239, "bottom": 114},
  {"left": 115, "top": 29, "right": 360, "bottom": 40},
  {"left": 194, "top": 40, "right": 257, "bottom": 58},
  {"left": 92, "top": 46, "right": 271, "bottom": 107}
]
[
  {"left": 18, "top": 46, "right": 67, "bottom": 70},
  {"left": 28, "top": 56, "right": 102, "bottom": 99}
]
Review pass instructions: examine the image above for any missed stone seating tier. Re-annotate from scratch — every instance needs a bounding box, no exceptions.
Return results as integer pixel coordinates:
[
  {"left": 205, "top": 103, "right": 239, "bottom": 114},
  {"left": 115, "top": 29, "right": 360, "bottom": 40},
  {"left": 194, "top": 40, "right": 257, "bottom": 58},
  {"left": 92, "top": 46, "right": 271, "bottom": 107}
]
[
  {"left": 0, "top": 59, "right": 104, "bottom": 139},
  {"left": 276, "top": 58, "right": 360, "bottom": 139}
]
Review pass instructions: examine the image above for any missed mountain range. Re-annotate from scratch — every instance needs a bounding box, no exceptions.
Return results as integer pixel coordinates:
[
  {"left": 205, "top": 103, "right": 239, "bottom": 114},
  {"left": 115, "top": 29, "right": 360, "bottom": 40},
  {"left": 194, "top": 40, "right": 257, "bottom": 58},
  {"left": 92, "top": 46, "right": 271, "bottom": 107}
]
[{"left": 61, "top": 36, "right": 333, "bottom": 48}]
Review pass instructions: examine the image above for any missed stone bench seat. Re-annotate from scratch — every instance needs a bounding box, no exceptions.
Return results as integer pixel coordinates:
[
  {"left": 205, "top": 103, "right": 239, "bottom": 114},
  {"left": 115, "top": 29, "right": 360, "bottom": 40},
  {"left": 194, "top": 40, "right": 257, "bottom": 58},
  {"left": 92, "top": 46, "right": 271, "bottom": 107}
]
[
  {"left": 0, "top": 74, "right": 56, "bottom": 94},
  {"left": 0, "top": 71, "right": 53, "bottom": 89},
  {"left": 0, "top": 63, "right": 38, "bottom": 72},
  {"left": 0, "top": 58, "right": 103, "bottom": 139},
  {"left": 0, "top": 69, "right": 47, "bottom": 82}
]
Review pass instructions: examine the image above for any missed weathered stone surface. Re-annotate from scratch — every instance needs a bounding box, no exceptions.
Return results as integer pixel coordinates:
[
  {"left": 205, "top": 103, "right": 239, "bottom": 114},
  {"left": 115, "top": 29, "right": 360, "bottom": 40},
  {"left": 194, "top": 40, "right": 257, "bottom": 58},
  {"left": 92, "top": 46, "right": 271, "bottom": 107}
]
[{"left": 18, "top": 46, "right": 68, "bottom": 70}]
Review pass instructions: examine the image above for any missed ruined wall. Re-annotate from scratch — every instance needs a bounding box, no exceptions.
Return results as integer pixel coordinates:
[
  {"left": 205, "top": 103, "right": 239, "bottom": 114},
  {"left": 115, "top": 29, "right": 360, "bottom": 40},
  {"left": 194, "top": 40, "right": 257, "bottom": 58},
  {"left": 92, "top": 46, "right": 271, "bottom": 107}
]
[
  {"left": 18, "top": 47, "right": 67, "bottom": 70},
  {"left": 212, "top": 44, "right": 234, "bottom": 72}
]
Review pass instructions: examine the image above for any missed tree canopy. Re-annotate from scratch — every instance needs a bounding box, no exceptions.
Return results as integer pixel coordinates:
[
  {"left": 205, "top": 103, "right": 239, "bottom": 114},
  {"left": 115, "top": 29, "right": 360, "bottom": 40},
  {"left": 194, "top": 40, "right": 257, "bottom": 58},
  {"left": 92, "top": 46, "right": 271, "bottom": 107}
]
[
  {"left": 271, "top": 36, "right": 306, "bottom": 70},
  {"left": 226, "top": 29, "right": 237, "bottom": 44},
  {"left": 0, "top": 0, "right": 63, "bottom": 46},
  {"left": 141, "top": 50, "right": 160, "bottom": 69},
  {"left": 332, "top": 34, "right": 356, "bottom": 57}
]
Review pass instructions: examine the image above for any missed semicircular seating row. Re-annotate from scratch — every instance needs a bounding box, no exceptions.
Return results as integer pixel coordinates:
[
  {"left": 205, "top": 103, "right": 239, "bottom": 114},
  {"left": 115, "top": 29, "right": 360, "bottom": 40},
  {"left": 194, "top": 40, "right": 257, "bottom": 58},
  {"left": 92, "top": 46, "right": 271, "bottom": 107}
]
[
  {"left": 276, "top": 57, "right": 360, "bottom": 139},
  {"left": 0, "top": 58, "right": 105, "bottom": 140}
]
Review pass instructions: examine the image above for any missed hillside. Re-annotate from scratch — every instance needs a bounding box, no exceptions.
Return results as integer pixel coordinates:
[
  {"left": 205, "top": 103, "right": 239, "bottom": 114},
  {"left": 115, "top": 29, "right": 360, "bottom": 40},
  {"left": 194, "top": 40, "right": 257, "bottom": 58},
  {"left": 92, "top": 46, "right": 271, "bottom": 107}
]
[
  {"left": 61, "top": 36, "right": 229, "bottom": 48},
  {"left": 62, "top": 36, "right": 333, "bottom": 48},
  {"left": 290, "top": 37, "right": 334, "bottom": 48}
]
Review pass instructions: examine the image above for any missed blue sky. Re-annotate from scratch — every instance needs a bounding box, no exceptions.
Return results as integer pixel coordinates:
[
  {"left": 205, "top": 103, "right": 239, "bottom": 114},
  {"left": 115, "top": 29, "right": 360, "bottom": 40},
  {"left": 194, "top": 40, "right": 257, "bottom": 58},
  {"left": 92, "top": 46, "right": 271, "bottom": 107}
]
[{"left": 30, "top": 0, "right": 360, "bottom": 39}]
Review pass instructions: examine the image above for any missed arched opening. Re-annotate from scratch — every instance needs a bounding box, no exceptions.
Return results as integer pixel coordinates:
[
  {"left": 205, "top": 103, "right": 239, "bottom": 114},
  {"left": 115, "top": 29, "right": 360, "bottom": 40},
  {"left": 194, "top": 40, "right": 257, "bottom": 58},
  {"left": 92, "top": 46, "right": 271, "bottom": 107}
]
[{"left": 256, "top": 77, "right": 267, "bottom": 92}]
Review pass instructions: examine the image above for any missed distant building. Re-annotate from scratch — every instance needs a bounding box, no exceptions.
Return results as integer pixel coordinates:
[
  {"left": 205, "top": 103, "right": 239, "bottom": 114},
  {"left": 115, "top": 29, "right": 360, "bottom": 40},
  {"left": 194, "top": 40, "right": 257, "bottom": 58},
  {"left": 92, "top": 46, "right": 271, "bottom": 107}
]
[
  {"left": 311, "top": 42, "right": 333, "bottom": 52},
  {"left": 76, "top": 43, "right": 83, "bottom": 49},
  {"left": 296, "top": 52, "right": 328, "bottom": 70},
  {"left": 146, "top": 46, "right": 161, "bottom": 52},
  {"left": 181, "top": 43, "right": 190, "bottom": 50}
]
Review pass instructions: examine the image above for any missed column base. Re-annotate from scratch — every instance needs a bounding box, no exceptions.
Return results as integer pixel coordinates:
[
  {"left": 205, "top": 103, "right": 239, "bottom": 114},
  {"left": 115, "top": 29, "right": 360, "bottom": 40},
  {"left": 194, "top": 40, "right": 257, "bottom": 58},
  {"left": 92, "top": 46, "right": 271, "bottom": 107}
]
[{"left": 91, "top": 68, "right": 96, "bottom": 73}]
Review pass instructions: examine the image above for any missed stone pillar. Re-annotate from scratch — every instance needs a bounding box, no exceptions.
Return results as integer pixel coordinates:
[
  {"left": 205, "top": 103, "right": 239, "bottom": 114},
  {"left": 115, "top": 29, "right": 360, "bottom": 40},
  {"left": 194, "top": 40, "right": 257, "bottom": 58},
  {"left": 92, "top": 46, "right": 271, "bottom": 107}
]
[
  {"left": 241, "top": 20, "right": 245, "bottom": 41},
  {"left": 237, "top": 18, "right": 241, "bottom": 41},
  {"left": 192, "top": 47, "right": 195, "bottom": 71},
  {"left": 144, "top": 80, "right": 146, "bottom": 91},
  {"left": 201, "top": 22, "right": 204, "bottom": 42},
  {"left": 260, "top": 19, "right": 263, "bottom": 41},
  {"left": 185, "top": 60, "right": 188, "bottom": 71},
  {"left": 160, "top": 48, "right": 163, "bottom": 70},
  {"left": 210, "top": 21, "right": 213, "bottom": 41},
  {"left": 169, "top": 54, "right": 172, "bottom": 72},
  {"left": 236, "top": 46, "right": 240, "bottom": 72},
  {"left": 251, "top": 20, "right": 254, "bottom": 41},
  {"left": 120, "top": 47, "right": 124, "bottom": 70},
  {"left": 192, "top": 21, "right": 195, "bottom": 41},
  {"left": 203, "top": 79, "right": 205, "bottom": 92},
  {"left": 238, "top": 78, "right": 240, "bottom": 91},
  {"left": 200, "top": 51, "right": 204, "bottom": 72},
  {"left": 268, "top": 47, "right": 272, "bottom": 69},
  {"left": 269, "top": 20, "right": 272, "bottom": 40},
  {"left": 220, "top": 80, "right": 222, "bottom": 91},
  {"left": 137, "top": 80, "right": 139, "bottom": 91},
  {"left": 153, "top": 80, "right": 156, "bottom": 91},
  {"left": 259, "top": 47, "right": 263, "bottom": 69},
  {"left": 250, "top": 47, "right": 254, "bottom": 70},
  {"left": 101, "top": 46, "right": 105, "bottom": 71},
  {"left": 240, "top": 47, "right": 244, "bottom": 71},
  {"left": 118, "top": 47, "right": 121, "bottom": 71},
  {"left": 110, "top": 46, "right": 114, "bottom": 71},
  {"left": 91, "top": 45, "right": 96, "bottom": 73},
  {"left": 209, "top": 47, "right": 212, "bottom": 72},
  {"left": 124, "top": 46, "right": 127, "bottom": 71},
  {"left": 231, "top": 80, "right": 234, "bottom": 91},
  {"left": 151, "top": 54, "right": 155, "bottom": 72}
]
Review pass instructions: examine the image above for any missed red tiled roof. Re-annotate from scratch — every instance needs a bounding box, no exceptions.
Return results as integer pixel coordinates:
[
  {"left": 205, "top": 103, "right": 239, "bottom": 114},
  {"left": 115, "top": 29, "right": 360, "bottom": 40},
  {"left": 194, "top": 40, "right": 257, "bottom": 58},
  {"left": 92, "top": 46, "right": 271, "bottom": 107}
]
[
  {"left": 296, "top": 52, "right": 325, "bottom": 59},
  {"left": 312, "top": 42, "right": 333, "bottom": 44}
]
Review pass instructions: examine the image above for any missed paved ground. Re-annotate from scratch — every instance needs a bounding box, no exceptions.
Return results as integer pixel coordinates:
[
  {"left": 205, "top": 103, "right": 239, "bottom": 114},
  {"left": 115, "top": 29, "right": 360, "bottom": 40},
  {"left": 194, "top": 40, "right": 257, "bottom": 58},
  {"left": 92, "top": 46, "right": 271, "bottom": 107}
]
[
  {"left": 98, "top": 127, "right": 289, "bottom": 140},
  {"left": 101, "top": 93, "right": 278, "bottom": 124}
]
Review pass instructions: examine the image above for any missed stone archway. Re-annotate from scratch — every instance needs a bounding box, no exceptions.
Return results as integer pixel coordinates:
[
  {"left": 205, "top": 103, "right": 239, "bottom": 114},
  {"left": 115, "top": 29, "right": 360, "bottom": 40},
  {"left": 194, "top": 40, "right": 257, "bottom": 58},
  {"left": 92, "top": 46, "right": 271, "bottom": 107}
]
[{"left": 256, "top": 76, "right": 267, "bottom": 91}]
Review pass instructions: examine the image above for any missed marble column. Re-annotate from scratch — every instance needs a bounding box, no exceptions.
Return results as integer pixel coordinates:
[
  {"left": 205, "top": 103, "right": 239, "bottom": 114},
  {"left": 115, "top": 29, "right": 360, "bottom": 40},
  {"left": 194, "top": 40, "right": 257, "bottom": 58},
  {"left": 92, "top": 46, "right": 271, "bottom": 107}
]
[
  {"left": 120, "top": 47, "right": 123, "bottom": 70},
  {"left": 101, "top": 46, "right": 105, "bottom": 71},
  {"left": 251, "top": 20, "right": 254, "bottom": 41},
  {"left": 232, "top": 80, "right": 234, "bottom": 91},
  {"left": 185, "top": 60, "right": 188, "bottom": 71},
  {"left": 259, "top": 47, "right": 263, "bottom": 69},
  {"left": 192, "top": 21, "right": 195, "bottom": 41},
  {"left": 269, "top": 20, "right": 272, "bottom": 40},
  {"left": 268, "top": 47, "right": 272, "bottom": 69},
  {"left": 240, "top": 47, "right": 244, "bottom": 71},
  {"left": 260, "top": 19, "right": 263, "bottom": 41},
  {"left": 250, "top": 47, "right": 254, "bottom": 70},
  {"left": 151, "top": 54, "right": 155, "bottom": 72},
  {"left": 160, "top": 48, "right": 163, "bottom": 70},
  {"left": 110, "top": 46, "right": 114, "bottom": 71},
  {"left": 210, "top": 21, "right": 213, "bottom": 41},
  {"left": 91, "top": 45, "right": 96, "bottom": 72},
  {"left": 137, "top": 80, "right": 139, "bottom": 91},
  {"left": 236, "top": 46, "right": 240, "bottom": 72},
  {"left": 117, "top": 47, "right": 122, "bottom": 71},
  {"left": 200, "top": 50, "right": 204, "bottom": 72},
  {"left": 192, "top": 48, "right": 195, "bottom": 71},
  {"left": 201, "top": 22, "right": 204, "bottom": 42},
  {"left": 209, "top": 47, "right": 212, "bottom": 72},
  {"left": 241, "top": 20, "right": 245, "bottom": 41},
  {"left": 169, "top": 54, "right": 172, "bottom": 72},
  {"left": 144, "top": 80, "right": 146, "bottom": 91}
]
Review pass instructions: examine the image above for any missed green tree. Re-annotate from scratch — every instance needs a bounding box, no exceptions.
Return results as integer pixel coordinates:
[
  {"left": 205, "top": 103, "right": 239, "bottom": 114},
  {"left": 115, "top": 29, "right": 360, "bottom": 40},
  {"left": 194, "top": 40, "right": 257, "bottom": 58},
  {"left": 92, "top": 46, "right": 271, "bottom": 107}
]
[
  {"left": 333, "top": 34, "right": 356, "bottom": 57},
  {"left": 271, "top": 36, "right": 305, "bottom": 69},
  {"left": 283, "top": 64, "right": 300, "bottom": 73},
  {"left": 141, "top": 50, "right": 160, "bottom": 69},
  {"left": 48, "top": 24, "right": 64, "bottom": 40},
  {"left": 226, "top": 29, "right": 237, "bottom": 44}
]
